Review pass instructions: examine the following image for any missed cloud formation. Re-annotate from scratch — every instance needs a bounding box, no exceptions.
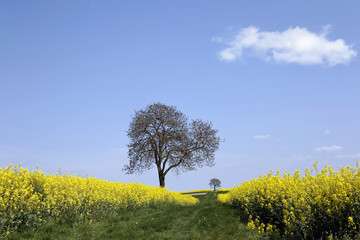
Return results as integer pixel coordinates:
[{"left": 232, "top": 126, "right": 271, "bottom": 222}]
[
  {"left": 313, "top": 145, "right": 342, "bottom": 152},
  {"left": 334, "top": 153, "right": 360, "bottom": 159},
  {"left": 218, "top": 26, "right": 357, "bottom": 66},
  {"left": 253, "top": 134, "right": 271, "bottom": 140},
  {"left": 323, "top": 129, "right": 331, "bottom": 135}
]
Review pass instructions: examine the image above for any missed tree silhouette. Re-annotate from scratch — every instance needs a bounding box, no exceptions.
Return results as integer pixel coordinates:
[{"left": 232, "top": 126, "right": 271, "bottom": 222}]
[
  {"left": 209, "top": 178, "right": 221, "bottom": 191},
  {"left": 124, "top": 103, "right": 220, "bottom": 187}
]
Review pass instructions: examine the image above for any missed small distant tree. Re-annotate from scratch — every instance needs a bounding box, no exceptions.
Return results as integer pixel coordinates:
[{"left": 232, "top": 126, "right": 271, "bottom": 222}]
[
  {"left": 209, "top": 178, "right": 221, "bottom": 191},
  {"left": 124, "top": 103, "right": 221, "bottom": 188}
]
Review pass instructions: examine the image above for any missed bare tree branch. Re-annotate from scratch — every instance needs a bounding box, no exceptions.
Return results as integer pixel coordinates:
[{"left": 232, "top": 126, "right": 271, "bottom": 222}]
[
  {"left": 209, "top": 178, "right": 221, "bottom": 191},
  {"left": 123, "top": 103, "right": 220, "bottom": 187}
]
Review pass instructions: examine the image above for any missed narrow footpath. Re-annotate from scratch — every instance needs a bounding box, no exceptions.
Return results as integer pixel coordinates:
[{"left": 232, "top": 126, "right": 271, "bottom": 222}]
[{"left": 8, "top": 193, "right": 266, "bottom": 240}]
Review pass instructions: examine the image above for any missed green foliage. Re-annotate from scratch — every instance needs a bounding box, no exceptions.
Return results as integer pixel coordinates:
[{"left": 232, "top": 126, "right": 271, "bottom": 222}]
[
  {"left": 0, "top": 165, "right": 197, "bottom": 237},
  {"left": 220, "top": 164, "right": 360, "bottom": 239},
  {"left": 7, "top": 192, "right": 267, "bottom": 240}
]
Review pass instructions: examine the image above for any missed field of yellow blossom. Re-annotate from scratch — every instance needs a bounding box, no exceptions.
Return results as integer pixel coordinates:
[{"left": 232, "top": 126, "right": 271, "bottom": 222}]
[
  {"left": 218, "top": 161, "right": 360, "bottom": 239},
  {"left": 0, "top": 164, "right": 198, "bottom": 237},
  {"left": 180, "top": 189, "right": 212, "bottom": 194},
  {"left": 179, "top": 188, "right": 231, "bottom": 195}
]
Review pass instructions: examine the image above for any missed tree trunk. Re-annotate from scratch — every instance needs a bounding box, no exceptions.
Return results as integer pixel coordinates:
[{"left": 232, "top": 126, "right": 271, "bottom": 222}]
[{"left": 158, "top": 172, "right": 165, "bottom": 188}]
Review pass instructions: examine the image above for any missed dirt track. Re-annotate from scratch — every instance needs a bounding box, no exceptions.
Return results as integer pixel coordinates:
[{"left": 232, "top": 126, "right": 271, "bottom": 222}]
[{"left": 184, "top": 192, "right": 208, "bottom": 196}]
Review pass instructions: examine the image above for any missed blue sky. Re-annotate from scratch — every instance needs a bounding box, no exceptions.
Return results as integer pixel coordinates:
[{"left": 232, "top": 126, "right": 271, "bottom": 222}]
[{"left": 1, "top": 0, "right": 359, "bottom": 191}]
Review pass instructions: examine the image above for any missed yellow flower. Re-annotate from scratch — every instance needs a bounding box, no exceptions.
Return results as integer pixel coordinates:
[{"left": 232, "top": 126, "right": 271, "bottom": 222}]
[
  {"left": 217, "top": 162, "right": 360, "bottom": 237},
  {"left": 1, "top": 163, "right": 198, "bottom": 235}
]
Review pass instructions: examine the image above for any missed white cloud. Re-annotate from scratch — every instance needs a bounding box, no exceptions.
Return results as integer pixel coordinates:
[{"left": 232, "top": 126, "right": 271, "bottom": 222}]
[
  {"left": 323, "top": 129, "right": 331, "bottom": 135},
  {"left": 217, "top": 26, "right": 357, "bottom": 66},
  {"left": 334, "top": 153, "right": 360, "bottom": 159},
  {"left": 313, "top": 145, "right": 343, "bottom": 152},
  {"left": 253, "top": 134, "right": 271, "bottom": 140}
]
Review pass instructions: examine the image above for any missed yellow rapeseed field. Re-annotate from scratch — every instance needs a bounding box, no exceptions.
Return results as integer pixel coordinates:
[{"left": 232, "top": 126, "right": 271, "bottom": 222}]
[
  {"left": 215, "top": 188, "right": 232, "bottom": 192},
  {"left": 0, "top": 164, "right": 198, "bottom": 236},
  {"left": 218, "top": 161, "right": 360, "bottom": 239},
  {"left": 179, "top": 189, "right": 212, "bottom": 194}
]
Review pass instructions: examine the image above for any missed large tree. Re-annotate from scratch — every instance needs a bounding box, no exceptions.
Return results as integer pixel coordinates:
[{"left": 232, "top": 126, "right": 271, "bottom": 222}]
[{"left": 124, "top": 103, "right": 220, "bottom": 187}]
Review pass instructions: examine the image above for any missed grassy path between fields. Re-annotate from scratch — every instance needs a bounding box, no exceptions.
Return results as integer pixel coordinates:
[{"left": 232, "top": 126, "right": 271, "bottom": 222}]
[{"left": 8, "top": 193, "right": 272, "bottom": 240}]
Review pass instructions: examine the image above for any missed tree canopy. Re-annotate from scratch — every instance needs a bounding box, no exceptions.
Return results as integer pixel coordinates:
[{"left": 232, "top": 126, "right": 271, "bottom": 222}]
[
  {"left": 209, "top": 178, "right": 221, "bottom": 191},
  {"left": 124, "top": 103, "right": 220, "bottom": 187}
]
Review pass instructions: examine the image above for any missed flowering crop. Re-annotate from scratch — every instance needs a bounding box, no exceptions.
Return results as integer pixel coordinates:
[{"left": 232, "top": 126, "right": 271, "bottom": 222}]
[
  {"left": 218, "top": 162, "right": 360, "bottom": 239},
  {"left": 180, "top": 189, "right": 212, "bottom": 194},
  {"left": 0, "top": 164, "right": 198, "bottom": 236},
  {"left": 180, "top": 188, "right": 232, "bottom": 195},
  {"left": 215, "top": 188, "right": 232, "bottom": 192}
]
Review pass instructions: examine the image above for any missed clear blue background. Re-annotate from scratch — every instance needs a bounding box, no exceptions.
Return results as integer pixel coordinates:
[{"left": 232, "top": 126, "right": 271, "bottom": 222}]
[{"left": 1, "top": 0, "right": 359, "bottom": 191}]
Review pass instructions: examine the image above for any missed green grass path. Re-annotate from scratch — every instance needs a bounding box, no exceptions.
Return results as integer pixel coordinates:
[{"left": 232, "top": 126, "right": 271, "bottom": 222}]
[{"left": 8, "top": 193, "right": 266, "bottom": 240}]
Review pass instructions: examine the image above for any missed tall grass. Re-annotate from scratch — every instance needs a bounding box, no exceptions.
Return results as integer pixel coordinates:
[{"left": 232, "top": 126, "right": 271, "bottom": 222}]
[{"left": 7, "top": 192, "right": 266, "bottom": 240}]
